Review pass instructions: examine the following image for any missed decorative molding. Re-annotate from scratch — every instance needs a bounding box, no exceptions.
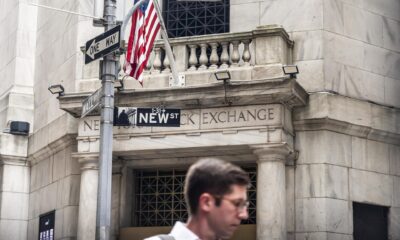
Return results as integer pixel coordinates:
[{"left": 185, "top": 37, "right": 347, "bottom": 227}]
[
  {"left": 294, "top": 118, "right": 400, "bottom": 145},
  {"left": 72, "top": 152, "right": 99, "bottom": 171},
  {"left": 0, "top": 155, "right": 29, "bottom": 167},
  {"left": 251, "top": 143, "right": 295, "bottom": 165}
]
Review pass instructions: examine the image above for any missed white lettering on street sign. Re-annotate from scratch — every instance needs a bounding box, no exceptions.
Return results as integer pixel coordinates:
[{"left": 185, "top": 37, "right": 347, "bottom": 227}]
[
  {"left": 87, "top": 31, "right": 119, "bottom": 60},
  {"left": 82, "top": 88, "right": 102, "bottom": 118}
]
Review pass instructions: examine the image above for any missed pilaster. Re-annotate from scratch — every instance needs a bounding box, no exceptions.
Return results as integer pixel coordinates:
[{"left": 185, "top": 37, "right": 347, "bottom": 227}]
[
  {"left": 74, "top": 153, "right": 99, "bottom": 240},
  {"left": 251, "top": 144, "right": 292, "bottom": 240}
]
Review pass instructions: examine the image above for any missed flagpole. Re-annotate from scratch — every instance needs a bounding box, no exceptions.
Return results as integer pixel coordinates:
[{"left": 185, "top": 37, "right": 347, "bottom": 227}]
[{"left": 152, "top": 0, "right": 180, "bottom": 85}]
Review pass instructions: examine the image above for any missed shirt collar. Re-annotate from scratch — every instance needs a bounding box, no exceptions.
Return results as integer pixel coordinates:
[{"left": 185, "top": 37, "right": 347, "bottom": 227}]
[{"left": 170, "top": 221, "right": 200, "bottom": 240}]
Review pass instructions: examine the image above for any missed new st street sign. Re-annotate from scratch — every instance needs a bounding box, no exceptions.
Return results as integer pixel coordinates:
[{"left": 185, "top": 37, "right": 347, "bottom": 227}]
[{"left": 85, "top": 25, "right": 121, "bottom": 64}]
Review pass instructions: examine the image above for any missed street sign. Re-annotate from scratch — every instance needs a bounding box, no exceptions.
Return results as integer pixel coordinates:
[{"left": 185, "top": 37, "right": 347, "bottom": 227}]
[
  {"left": 85, "top": 25, "right": 121, "bottom": 64},
  {"left": 114, "top": 107, "right": 181, "bottom": 127},
  {"left": 82, "top": 88, "right": 102, "bottom": 118}
]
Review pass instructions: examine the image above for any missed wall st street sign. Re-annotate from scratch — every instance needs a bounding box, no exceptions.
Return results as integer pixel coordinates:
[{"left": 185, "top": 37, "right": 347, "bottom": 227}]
[
  {"left": 81, "top": 88, "right": 102, "bottom": 118},
  {"left": 85, "top": 25, "right": 121, "bottom": 64}
]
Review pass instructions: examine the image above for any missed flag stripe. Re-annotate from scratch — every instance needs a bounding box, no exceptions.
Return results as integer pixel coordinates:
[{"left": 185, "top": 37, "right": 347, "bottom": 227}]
[{"left": 125, "top": 0, "right": 161, "bottom": 85}]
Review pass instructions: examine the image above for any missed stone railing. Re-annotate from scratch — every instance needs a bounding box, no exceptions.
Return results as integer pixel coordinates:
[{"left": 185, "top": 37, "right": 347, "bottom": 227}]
[{"left": 147, "top": 25, "right": 293, "bottom": 74}]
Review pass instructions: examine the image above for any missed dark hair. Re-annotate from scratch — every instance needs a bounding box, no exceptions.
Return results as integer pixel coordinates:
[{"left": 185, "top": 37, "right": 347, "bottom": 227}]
[{"left": 184, "top": 158, "right": 250, "bottom": 215}]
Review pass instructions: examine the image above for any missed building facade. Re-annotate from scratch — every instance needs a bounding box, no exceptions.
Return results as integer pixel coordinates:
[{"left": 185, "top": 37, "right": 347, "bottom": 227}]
[{"left": 0, "top": 0, "right": 399, "bottom": 240}]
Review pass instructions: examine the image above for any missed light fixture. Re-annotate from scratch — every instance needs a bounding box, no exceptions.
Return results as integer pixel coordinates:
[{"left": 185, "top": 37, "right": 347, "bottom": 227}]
[
  {"left": 214, "top": 70, "right": 231, "bottom": 82},
  {"left": 282, "top": 65, "right": 299, "bottom": 78},
  {"left": 48, "top": 84, "right": 65, "bottom": 96},
  {"left": 214, "top": 70, "right": 232, "bottom": 105}
]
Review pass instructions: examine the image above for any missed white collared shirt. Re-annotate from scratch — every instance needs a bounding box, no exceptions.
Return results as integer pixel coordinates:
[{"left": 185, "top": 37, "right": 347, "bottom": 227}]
[{"left": 145, "top": 221, "right": 200, "bottom": 240}]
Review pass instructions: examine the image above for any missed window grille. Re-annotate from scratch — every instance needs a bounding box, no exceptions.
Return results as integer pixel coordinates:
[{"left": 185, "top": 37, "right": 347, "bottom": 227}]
[
  {"left": 162, "top": 0, "right": 230, "bottom": 38},
  {"left": 133, "top": 166, "right": 256, "bottom": 227}
]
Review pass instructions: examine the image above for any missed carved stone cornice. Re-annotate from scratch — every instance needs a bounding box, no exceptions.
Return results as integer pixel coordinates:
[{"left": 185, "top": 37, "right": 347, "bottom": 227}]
[
  {"left": 59, "top": 78, "right": 308, "bottom": 118},
  {"left": 294, "top": 118, "right": 400, "bottom": 145},
  {"left": 28, "top": 134, "right": 77, "bottom": 164}
]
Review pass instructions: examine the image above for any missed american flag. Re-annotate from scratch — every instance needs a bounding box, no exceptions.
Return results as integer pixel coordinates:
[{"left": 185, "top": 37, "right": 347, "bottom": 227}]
[{"left": 125, "top": 0, "right": 161, "bottom": 85}]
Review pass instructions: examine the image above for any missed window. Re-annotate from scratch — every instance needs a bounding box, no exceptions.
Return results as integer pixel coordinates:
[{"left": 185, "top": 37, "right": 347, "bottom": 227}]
[
  {"left": 133, "top": 166, "right": 256, "bottom": 227},
  {"left": 353, "top": 202, "right": 388, "bottom": 240},
  {"left": 162, "top": 0, "right": 230, "bottom": 38}
]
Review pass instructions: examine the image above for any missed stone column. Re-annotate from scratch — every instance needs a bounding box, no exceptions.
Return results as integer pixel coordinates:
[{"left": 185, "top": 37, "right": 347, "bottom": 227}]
[
  {"left": 252, "top": 145, "right": 291, "bottom": 240},
  {"left": 75, "top": 154, "right": 99, "bottom": 240}
]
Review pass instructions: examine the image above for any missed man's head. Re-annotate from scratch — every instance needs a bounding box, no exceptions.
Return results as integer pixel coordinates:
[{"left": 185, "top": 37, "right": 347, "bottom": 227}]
[{"left": 184, "top": 158, "right": 250, "bottom": 239}]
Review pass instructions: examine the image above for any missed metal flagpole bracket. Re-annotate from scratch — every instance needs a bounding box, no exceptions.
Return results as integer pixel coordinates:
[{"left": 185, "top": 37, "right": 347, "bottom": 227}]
[{"left": 169, "top": 73, "right": 185, "bottom": 87}]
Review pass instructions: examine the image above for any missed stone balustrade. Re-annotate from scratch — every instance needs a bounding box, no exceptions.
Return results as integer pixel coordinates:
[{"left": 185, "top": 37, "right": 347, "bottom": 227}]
[{"left": 148, "top": 24, "right": 293, "bottom": 74}]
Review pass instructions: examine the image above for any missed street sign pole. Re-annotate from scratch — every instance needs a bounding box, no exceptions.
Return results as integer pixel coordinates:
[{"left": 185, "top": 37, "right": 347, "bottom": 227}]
[{"left": 96, "top": 0, "right": 116, "bottom": 239}]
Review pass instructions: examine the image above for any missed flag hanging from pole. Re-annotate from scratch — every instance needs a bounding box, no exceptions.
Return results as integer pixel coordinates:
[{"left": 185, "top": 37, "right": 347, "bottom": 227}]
[{"left": 125, "top": 0, "right": 161, "bottom": 85}]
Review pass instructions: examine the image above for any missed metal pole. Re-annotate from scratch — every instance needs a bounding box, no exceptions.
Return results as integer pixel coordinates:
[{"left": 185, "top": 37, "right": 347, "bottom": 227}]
[
  {"left": 96, "top": 0, "right": 117, "bottom": 239},
  {"left": 153, "top": 0, "right": 179, "bottom": 84}
]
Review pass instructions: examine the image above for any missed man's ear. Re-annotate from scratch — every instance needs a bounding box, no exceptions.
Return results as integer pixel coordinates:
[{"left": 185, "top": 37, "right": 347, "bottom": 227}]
[{"left": 198, "top": 193, "right": 214, "bottom": 213}]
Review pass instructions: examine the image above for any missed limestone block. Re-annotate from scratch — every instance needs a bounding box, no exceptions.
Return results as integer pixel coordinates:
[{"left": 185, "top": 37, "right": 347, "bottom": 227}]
[
  {"left": 52, "top": 149, "right": 66, "bottom": 182},
  {"left": 385, "top": 51, "right": 400, "bottom": 80},
  {"left": 371, "top": 104, "right": 400, "bottom": 133},
  {"left": 385, "top": 77, "right": 400, "bottom": 108},
  {"left": 55, "top": 209, "right": 64, "bottom": 240},
  {"left": 251, "top": 64, "right": 284, "bottom": 80},
  {"left": 389, "top": 207, "right": 400, "bottom": 240},
  {"left": 39, "top": 182, "right": 58, "bottom": 214},
  {"left": 63, "top": 206, "right": 79, "bottom": 238},
  {"left": 0, "top": 134, "right": 28, "bottom": 157},
  {"left": 65, "top": 147, "right": 80, "bottom": 175},
  {"left": 28, "top": 191, "right": 39, "bottom": 220},
  {"left": 329, "top": 94, "right": 372, "bottom": 127},
  {"left": 296, "top": 198, "right": 351, "bottom": 234},
  {"left": 259, "top": 0, "right": 323, "bottom": 32},
  {"left": 350, "top": 169, "right": 393, "bottom": 206},
  {"left": 362, "top": 71, "right": 385, "bottom": 104},
  {"left": 0, "top": 192, "right": 29, "bottom": 220},
  {"left": 324, "top": 0, "right": 344, "bottom": 34},
  {"left": 394, "top": 176, "right": 400, "bottom": 207},
  {"left": 230, "top": 2, "right": 259, "bottom": 32},
  {"left": 352, "top": 138, "right": 390, "bottom": 174},
  {"left": 57, "top": 175, "right": 81, "bottom": 209},
  {"left": 0, "top": 219, "right": 28, "bottom": 240},
  {"left": 296, "top": 164, "right": 349, "bottom": 199},
  {"left": 286, "top": 167, "right": 295, "bottom": 232},
  {"left": 254, "top": 36, "right": 288, "bottom": 65},
  {"left": 363, "top": 0, "right": 385, "bottom": 16},
  {"left": 296, "top": 131, "right": 351, "bottom": 167},
  {"left": 384, "top": 0, "right": 400, "bottom": 21},
  {"left": 363, "top": 43, "right": 387, "bottom": 76},
  {"left": 1, "top": 164, "right": 29, "bottom": 193},
  {"left": 295, "top": 58, "right": 324, "bottom": 90},
  {"left": 38, "top": 158, "right": 53, "bottom": 188},
  {"left": 292, "top": 30, "right": 323, "bottom": 61},
  {"left": 27, "top": 218, "right": 38, "bottom": 240},
  {"left": 390, "top": 145, "right": 400, "bottom": 176},
  {"left": 324, "top": 32, "right": 364, "bottom": 69}
]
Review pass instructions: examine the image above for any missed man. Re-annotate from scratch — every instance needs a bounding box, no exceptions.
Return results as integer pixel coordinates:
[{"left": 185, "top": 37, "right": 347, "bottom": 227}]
[{"left": 145, "top": 158, "right": 250, "bottom": 240}]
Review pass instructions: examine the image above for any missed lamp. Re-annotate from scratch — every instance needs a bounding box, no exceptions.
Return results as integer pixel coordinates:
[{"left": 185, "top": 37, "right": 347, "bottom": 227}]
[
  {"left": 48, "top": 84, "right": 65, "bottom": 96},
  {"left": 282, "top": 65, "right": 299, "bottom": 78},
  {"left": 214, "top": 70, "right": 231, "bottom": 82},
  {"left": 214, "top": 70, "right": 232, "bottom": 105}
]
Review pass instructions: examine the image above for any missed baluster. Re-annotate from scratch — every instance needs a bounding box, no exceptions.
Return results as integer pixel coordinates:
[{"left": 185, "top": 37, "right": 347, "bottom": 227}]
[
  {"left": 152, "top": 47, "right": 162, "bottom": 73},
  {"left": 231, "top": 40, "right": 240, "bottom": 67},
  {"left": 209, "top": 42, "right": 219, "bottom": 69},
  {"left": 242, "top": 39, "right": 251, "bottom": 66},
  {"left": 199, "top": 43, "right": 208, "bottom": 70},
  {"left": 162, "top": 49, "right": 171, "bottom": 73},
  {"left": 188, "top": 44, "right": 198, "bottom": 71},
  {"left": 220, "top": 42, "right": 229, "bottom": 69}
]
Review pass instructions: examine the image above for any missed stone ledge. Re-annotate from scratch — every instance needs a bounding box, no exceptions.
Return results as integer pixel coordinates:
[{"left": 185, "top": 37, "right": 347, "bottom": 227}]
[{"left": 294, "top": 118, "right": 400, "bottom": 145}]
